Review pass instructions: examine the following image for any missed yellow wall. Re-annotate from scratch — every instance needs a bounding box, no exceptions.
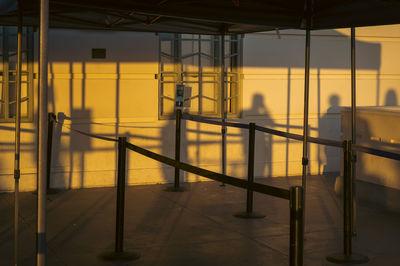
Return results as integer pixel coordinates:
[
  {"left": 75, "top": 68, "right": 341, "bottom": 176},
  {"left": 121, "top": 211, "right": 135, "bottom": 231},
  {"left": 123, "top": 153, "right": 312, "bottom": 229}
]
[{"left": 1, "top": 25, "right": 400, "bottom": 191}]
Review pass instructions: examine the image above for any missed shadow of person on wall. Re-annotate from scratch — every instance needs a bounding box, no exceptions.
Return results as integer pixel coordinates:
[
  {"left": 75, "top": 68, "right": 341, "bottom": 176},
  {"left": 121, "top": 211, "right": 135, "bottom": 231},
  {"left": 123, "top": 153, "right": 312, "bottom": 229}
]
[
  {"left": 243, "top": 94, "right": 275, "bottom": 179},
  {"left": 318, "top": 94, "right": 342, "bottom": 174},
  {"left": 384, "top": 89, "right": 398, "bottom": 106},
  {"left": 50, "top": 112, "right": 67, "bottom": 189}
]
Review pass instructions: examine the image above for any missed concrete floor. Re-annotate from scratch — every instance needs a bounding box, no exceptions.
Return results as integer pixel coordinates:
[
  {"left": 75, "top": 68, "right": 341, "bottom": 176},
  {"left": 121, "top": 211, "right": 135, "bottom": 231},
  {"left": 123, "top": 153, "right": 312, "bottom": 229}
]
[{"left": 1, "top": 174, "right": 400, "bottom": 265}]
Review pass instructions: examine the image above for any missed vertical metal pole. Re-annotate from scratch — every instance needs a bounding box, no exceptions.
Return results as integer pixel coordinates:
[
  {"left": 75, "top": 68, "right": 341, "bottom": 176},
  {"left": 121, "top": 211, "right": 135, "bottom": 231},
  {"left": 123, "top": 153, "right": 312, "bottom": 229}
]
[
  {"left": 343, "top": 140, "right": 352, "bottom": 256},
  {"left": 301, "top": 28, "right": 311, "bottom": 227},
  {"left": 233, "top": 122, "right": 264, "bottom": 219},
  {"left": 246, "top": 123, "right": 255, "bottom": 214},
  {"left": 46, "top": 113, "right": 56, "bottom": 191},
  {"left": 115, "top": 137, "right": 127, "bottom": 253},
  {"left": 351, "top": 28, "right": 356, "bottom": 159},
  {"left": 14, "top": 5, "right": 23, "bottom": 266},
  {"left": 350, "top": 27, "right": 357, "bottom": 236},
  {"left": 325, "top": 141, "right": 368, "bottom": 264},
  {"left": 221, "top": 35, "right": 227, "bottom": 181},
  {"left": 37, "top": 0, "right": 49, "bottom": 265},
  {"left": 174, "top": 109, "right": 182, "bottom": 189},
  {"left": 100, "top": 139, "right": 139, "bottom": 261},
  {"left": 290, "top": 186, "right": 304, "bottom": 266},
  {"left": 115, "top": 138, "right": 126, "bottom": 251}
]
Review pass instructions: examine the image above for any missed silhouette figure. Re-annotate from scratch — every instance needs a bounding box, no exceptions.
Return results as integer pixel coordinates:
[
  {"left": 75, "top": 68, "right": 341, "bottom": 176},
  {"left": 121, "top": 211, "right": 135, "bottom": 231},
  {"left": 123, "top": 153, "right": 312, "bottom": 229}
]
[
  {"left": 384, "top": 89, "right": 398, "bottom": 106},
  {"left": 318, "top": 94, "right": 341, "bottom": 174},
  {"left": 243, "top": 94, "right": 274, "bottom": 178}
]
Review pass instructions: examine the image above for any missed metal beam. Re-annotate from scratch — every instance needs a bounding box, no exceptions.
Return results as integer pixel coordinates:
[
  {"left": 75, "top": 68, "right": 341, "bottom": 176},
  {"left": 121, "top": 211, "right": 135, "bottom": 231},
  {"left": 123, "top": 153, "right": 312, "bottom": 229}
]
[
  {"left": 350, "top": 27, "right": 357, "bottom": 236},
  {"left": 14, "top": 3, "right": 23, "bottom": 266},
  {"left": 301, "top": 27, "right": 311, "bottom": 228},
  {"left": 221, "top": 34, "right": 227, "bottom": 180},
  {"left": 37, "top": 0, "right": 48, "bottom": 265}
]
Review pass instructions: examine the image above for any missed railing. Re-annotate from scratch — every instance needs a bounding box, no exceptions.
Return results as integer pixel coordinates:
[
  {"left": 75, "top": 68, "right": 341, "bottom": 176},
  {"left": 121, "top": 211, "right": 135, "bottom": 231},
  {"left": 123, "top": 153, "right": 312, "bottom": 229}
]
[
  {"left": 46, "top": 110, "right": 400, "bottom": 265},
  {"left": 119, "top": 135, "right": 304, "bottom": 265}
]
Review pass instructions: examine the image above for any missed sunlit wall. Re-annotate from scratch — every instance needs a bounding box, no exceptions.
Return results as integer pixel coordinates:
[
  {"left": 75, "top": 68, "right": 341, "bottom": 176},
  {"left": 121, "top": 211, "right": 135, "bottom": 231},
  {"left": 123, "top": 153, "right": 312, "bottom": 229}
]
[{"left": 1, "top": 25, "right": 400, "bottom": 191}]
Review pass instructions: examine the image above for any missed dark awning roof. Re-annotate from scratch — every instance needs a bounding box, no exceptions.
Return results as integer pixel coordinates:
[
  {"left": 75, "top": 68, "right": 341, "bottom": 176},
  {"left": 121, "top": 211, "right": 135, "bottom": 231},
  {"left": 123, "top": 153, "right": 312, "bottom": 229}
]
[{"left": 0, "top": 1, "right": 400, "bottom": 34}]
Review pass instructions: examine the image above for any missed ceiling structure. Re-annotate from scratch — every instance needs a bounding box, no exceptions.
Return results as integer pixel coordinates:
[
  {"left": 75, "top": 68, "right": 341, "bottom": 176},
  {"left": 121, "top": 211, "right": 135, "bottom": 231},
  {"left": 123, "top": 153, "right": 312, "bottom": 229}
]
[{"left": 0, "top": 0, "right": 400, "bottom": 34}]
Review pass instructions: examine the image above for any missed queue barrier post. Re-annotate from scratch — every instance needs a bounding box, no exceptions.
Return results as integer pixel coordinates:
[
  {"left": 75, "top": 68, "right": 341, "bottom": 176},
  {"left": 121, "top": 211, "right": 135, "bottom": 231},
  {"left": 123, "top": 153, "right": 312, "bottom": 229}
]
[
  {"left": 326, "top": 140, "right": 368, "bottom": 264},
  {"left": 289, "top": 186, "right": 304, "bottom": 266},
  {"left": 165, "top": 109, "right": 186, "bottom": 192},
  {"left": 116, "top": 137, "right": 127, "bottom": 253},
  {"left": 99, "top": 137, "right": 140, "bottom": 261},
  {"left": 46, "top": 113, "right": 56, "bottom": 193},
  {"left": 233, "top": 123, "right": 265, "bottom": 219}
]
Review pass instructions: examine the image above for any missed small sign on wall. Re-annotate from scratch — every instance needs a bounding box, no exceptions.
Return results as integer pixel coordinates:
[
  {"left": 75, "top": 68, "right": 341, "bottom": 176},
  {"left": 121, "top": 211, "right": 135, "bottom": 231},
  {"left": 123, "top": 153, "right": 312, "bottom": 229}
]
[{"left": 92, "top": 48, "right": 106, "bottom": 59}]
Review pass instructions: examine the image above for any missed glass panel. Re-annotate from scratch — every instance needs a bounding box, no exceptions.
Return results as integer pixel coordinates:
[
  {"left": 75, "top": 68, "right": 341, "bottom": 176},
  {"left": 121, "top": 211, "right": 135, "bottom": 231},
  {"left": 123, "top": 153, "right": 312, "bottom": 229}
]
[
  {"left": 161, "top": 56, "right": 176, "bottom": 72},
  {"left": 0, "top": 82, "right": 3, "bottom": 110},
  {"left": 8, "top": 102, "right": 15, "bottom": 118},
  {"left": 8, "top": 74, "right": 15, "bottom": 102},
  {"left": 21, "top": 52, "right": 28, "bottom": 71},
  {"left": 0, "top": 26, "right": 33, "bottom": 121},
  {"left": 162, "top": 98, "right": 175, "bottom": 116},
  {"left": 202, "top": 97, "right": 216, "bottom": 113},
  {"left": 181, "top": 40, "right": 198, "bottom": 57},
  {"left": 189, "top": 96, "right": 199, "bottom": 114},
  {"left": 202, "top": 80, "right": 217, "bottom": 114},
  {"left": 21, "top": 73, "right": 28, "bottom": 82},
  {"left": 159, "top": 33, "right": 175, "bottom": 40},
  {"left": 21, "top": 100, "right": 28, "bottom": 117},
  {"left": 181, "top": 34, "right": 194, "bottom": 39},
  {"left": 201, "top": 56, "right": 215, "bottom": 72},
  {"left": 21, "top": 81, "right": 28, "bottom": 98},
  {"left": 162, "top": 82, "right": 175, "bottom": 99},
  {"left": 182, "top": 56, "right": 198, "bottom": 72},
  {"left": 159, "top": 34, "right": 241, "bottom": 117},
  {"left": 202, "top": 82, "right": 216, "bottom": 99},
  {"left": 228, "top": 83, "right": 237, "bottom": 113},
  {"left": 201, "top": 40, "right": 211, "bottom": 55},
  {"left": 160, "top": 40, "right": 173, "bottom": 55},
  {"left": 7, "top": 28, "right": 17, "bottom": 71}
]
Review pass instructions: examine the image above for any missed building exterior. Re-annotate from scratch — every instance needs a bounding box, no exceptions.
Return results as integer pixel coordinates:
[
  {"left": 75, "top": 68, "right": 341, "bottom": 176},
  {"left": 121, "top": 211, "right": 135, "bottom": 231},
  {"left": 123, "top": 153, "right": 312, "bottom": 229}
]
[{"left": 1, "top": 25, "right": 400, "bottom": 191}]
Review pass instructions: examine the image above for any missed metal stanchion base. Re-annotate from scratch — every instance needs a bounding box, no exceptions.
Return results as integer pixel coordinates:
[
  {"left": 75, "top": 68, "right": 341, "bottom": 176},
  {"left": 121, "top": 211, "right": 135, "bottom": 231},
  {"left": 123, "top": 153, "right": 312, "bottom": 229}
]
[
  {"left": 47, "top": 188, "right": 63, "bottom": 195},
  {"left": 164, "top": 186, "right": 186, "bottom": 192},
  {"left": 326, "top": 253, "right": 369, "bottom": 264},
  {"left": 99, "top": 251, "right": 140, "bottom": 261},
  {"left": 233, "top": 212, "right": 265, "bottom": 219},
  {"left": 32, "top": 188, "right": 65, "bottom": 195}
]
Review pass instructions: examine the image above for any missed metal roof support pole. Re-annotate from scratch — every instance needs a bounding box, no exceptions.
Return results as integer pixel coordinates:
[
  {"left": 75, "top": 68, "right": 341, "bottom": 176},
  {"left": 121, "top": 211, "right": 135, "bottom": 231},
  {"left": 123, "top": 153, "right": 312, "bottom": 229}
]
[
  {"left": 350, "top": 27, "right": 357, "bottom": 237},
  {"left": 301, "top": 27, "right": 311, "bottom": 232},
  {"left": 37, "top": 0, "right": 49, "bottom": 265},
  {"left": 221, "top": 34, "right": 227, "bottom": 186},
  {"left": 14, "top": 4, "right": 23, "bottom": 266},
  {"left": 326, "top": 27, "right": 369, "bottom": 265}
]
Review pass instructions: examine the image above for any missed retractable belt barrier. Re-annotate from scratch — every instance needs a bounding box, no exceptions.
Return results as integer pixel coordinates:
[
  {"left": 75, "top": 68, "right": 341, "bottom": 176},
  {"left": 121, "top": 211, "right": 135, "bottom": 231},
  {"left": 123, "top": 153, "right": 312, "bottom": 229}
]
[
  {"left": 50, "top": 113, "right": 400, "bottom": 162},
  {"left": 125, "top": 141, "right": 290, "bottom": 199},
  {"left": 352, "top": 144, "right": 400, "bottom": 161},
  {"left": 49, "top": 115, "right": 118, "bottom": 143},
  {"left": 182, "top": 113, "right": 250, "bottom": 129},
  {"left": 46, "top": 113, "right": 304, "bottom": 266},
  {"left": 179, "top": 111, "right": 400, "bottom": 265},
  {"left": 123, "top": 138, "right": 303, "bottom": 266},
  {"left": 46, "top": 111, "right": 400, "bottom": 266},
  {"left": 182, "top": 113, "right": 342, "bottom": 148}
]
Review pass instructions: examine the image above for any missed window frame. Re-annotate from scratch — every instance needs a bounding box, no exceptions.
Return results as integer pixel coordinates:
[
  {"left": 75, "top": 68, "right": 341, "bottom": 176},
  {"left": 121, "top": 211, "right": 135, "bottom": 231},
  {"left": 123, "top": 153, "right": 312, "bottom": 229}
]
[
  {"left": 0, "top": 26, "right": 34, "bottom": 123},
  {"left": 158, "top": 33, "right": 242, "bottom": 120}
]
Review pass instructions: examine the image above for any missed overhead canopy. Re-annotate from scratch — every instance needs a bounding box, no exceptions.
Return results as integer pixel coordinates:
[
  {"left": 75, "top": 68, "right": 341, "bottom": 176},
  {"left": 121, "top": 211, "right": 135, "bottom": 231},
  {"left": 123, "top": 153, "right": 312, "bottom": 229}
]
[{"left": 0, "top": 0, "right": 400, "bottom": 34}]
